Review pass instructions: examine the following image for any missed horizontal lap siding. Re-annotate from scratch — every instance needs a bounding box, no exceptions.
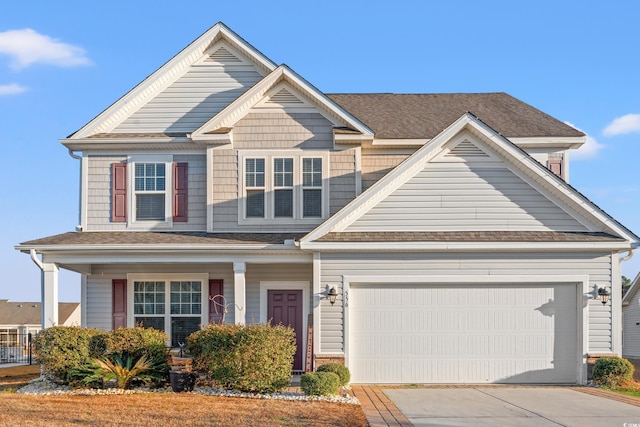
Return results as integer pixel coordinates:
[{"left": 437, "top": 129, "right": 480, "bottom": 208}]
[
  {"left": 173, "top": 155, "right": 206, "bottom": 231},
  {"left": 114, "top": 65, "right": 262, "bottom": 134},
  {"left": 346, "top": 163, "right": 589, "bottom": 232},
  {"left": 319, "top": 252, "right": 612, "bottom": 354},
  {"left": 87, "top": 156, "right": 127, "bottom": 231},
  {"left": 86, "top": 276, "right": 122, "bottom": 331},
  {"left": 623, "top": 295, "right": 640, "bottom": 357}
]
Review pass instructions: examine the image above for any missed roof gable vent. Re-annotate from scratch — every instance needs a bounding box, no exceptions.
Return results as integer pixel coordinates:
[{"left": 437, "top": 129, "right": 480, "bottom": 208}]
[
  {"left": 205, "top": 47, "right": 243, "bottom": 64},
  {"left": 445, "top": 140, "right": 489, "bottom": 158},
  {"left": 266, "top": 88, "right": 304, "bottom": 105}
]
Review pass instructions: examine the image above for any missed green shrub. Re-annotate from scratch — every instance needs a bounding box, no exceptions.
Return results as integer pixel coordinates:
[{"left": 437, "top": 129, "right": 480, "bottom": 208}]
[
  {"left": 78, "top": 354, "right": 163, "bottom": 389},
  {"left": 316, "top": 363, "right": 350, "bottom": 386},
  {"left": 592, "top": 356, "right": 634, "bottom": 387},
  {"left": 186, "top": 322, "right": 296, "bottom": 393},
  {"left": 301, "top": 372, "right": 340, "bottom": 396},
  {"left": 35, "top": 326, "right": 104, "bottom": 384}
]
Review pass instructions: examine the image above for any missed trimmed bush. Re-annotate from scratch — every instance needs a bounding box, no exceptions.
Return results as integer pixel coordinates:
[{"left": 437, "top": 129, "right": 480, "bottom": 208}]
[
  {"left": 316, "top": 363, "right": 350, "bottom": 386},
  {"left": 592, "top": 356, "right": 634, "bottom": 387},
  {"left": 301, "top": 372, "right": 340, "bottom": 396},
  {"left": 186, "top": 322, "right": 296, "bottom": 393},
  {"left": 35, "top": 326, "right": 104, "bottom": 384}
]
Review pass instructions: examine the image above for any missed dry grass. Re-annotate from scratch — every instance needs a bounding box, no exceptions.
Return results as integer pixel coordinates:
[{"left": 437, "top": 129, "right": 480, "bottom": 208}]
[{"left": 0, "top": 365, "right": 368, "bottom": 427}]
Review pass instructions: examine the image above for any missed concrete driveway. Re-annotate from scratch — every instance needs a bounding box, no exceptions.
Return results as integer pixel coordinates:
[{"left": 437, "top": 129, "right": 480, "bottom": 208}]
[{"left": 384, "top": 387, "right": 640, "bottom": 427}]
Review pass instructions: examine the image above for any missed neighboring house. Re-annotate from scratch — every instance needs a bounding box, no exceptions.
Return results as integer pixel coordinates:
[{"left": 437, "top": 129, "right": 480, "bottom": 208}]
[
  {"left": 622, "top": 273, "right": 640, "bottom": 362},
  {"left": 15, "top": 23, "right": 639, "bottom": 384},
  {"left": 0, "top": 299, "right": 80, "bottom": 361}
]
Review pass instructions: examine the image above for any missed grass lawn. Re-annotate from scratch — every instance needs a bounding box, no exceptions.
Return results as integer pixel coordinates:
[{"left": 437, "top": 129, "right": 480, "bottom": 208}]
[{"left": 0, "top": 365, "right": 368, "bottom": 427}]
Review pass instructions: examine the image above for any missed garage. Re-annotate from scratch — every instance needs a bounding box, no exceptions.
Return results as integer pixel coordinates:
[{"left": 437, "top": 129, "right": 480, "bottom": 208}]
[{"left": 348, "top": 283, "right": 579, "bottom": 384}]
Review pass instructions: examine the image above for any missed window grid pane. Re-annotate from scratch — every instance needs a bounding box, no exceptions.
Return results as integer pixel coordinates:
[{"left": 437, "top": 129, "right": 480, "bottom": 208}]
[
  {"left": 170, "top": 281, "right": 202, "bottom": 315},
  {"left": 134, "top": 281, "right": 166, "bottom": 315},
  {"left": 274, "top": 158, "right": 293, "bottom": 187},
  {"left": 303, "top": 158, "right": 322, "bottom": 187},
  {"left": 245, "top": 158, "right": 265, "bottom": 188},
  {"left": 135, "top": 163, "right": 166, "bottom": 191}
]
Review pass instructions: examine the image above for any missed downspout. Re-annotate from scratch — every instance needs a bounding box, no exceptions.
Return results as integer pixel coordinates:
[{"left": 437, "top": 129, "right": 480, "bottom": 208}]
[
  {"left": 67, "top": 149, "right": 83, "bottom": 231},
  {"left": 620, "top": 250, "right": 634, "bottom": 263},
  {"left": 30, "top": 249, "right": 46, "bottom": 330}
]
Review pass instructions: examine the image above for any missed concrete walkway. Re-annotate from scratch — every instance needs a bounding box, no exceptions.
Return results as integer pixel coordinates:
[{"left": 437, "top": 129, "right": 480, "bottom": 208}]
[{"left": 352, "top": 385, "right": 640, "bottom": 427}]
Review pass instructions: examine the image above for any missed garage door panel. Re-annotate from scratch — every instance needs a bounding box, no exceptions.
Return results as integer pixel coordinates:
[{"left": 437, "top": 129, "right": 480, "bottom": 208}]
[{"left": 350, "top": 283, "right": 578, "bottom": 384}]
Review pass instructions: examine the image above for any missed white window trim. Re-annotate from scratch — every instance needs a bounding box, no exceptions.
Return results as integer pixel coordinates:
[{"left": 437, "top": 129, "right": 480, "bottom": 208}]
[
  {"left": 238, "top": 150, "right": 329, "bottom": 226},
  {"left": 127, "top": 273, "right": 209, "bottom": 346},
  {"left": 128, "top": 155, "right": 173, "bottom": 229}
]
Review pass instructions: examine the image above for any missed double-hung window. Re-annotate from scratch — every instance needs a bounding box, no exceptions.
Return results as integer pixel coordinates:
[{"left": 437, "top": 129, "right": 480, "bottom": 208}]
[
  {"left": 134, "top": 163, "right": 166, "bottom": 221},
  {"left": 245, "top": 158, "right": 265, "bottom": 218},
  {"left": 302, "top": 158, "right": 322, "bottom": 218},
  {"left": 240, "top": 152, "right": 327, "bottom": 223},
  {"left": 131, "top": 274, "right": 206, "bottom": 347},
  {"left": 273, "top": 158, "right": 294, "bottom": 218}
]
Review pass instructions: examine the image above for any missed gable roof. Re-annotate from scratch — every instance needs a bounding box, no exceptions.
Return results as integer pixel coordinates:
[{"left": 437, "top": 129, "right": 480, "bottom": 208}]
[
  {"left": 189, "top": 65, "right": 374, "bottom": 140},
  {"left": 68, "top": 22, "right": 277, "bottom": 140},
  {"left": 327, "top": 93, "right": 584, "bottom": 140},
  {"left": 623, "top": 272, "right": 640, "bottom": 305},
  {"left": 300, "top": 112, "right": 639, "bottom": 248},
  {"left": 0, "top": 300, "right": 79, "bottom": 326}
]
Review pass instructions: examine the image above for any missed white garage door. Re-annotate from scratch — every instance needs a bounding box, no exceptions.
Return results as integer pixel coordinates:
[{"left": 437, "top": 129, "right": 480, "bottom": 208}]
[{"left": 349, "top": 283, "right": 578, "bottom": 384}]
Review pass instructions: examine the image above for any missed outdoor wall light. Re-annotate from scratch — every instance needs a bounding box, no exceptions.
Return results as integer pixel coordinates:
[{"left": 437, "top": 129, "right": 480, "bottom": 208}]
[
  {"left": 597, "top": 287, "right": 611, "bottom": 305},
  {"left": 327, "top": 287, "right": 338, "bottom": 305}
]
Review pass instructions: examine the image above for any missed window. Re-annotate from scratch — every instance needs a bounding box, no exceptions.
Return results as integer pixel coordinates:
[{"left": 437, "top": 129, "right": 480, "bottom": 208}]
[
  {"left": 240, "top": 152, "right": 327, "bottom": 223},
  {"left": 245, "top": 158, "right": 265, "bottom": 218},
  {"left": 134, "top": 163, "right": 166, "bottom": 221},
  {"left": 132, "top": 276, "right": 204, "bottom": 347},
  {"left": 302, "top": 158, "right": 322, "bottom": 217},
  {"left": 274, "top": 158, "right": 293, "bottom": 218}
]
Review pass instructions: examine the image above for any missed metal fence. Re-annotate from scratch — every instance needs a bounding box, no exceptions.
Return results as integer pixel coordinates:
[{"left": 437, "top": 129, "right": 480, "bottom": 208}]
[{"left": 0, "top": 331, "right": 36, "bottom": 365}]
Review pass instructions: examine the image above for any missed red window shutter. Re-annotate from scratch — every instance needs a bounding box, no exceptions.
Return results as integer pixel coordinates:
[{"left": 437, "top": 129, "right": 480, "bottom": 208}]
[
  {"left": 208, "top": 279, "right": 224, "bottom": 324},
  {"left": 173, "top": 162, "right": 188, "bottom": 222},
  {"left": 112, "top": 279, "right": 127, "bottom": 330},
  {"left": 547, "top": 159, "right": 563, "bottom": 179},
  {"left": 112, "top": 163, "right": 127, "bottom": 222}
]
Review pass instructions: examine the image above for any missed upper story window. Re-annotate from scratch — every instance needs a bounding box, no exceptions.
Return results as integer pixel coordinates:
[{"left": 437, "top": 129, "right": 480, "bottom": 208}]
[
  {"left": 239, "top": 151, "right": 328, "bottom": 225},
  {"left": 135, "top": 163, "right": 166, "bottom": 221},
  {"left": 110, "top": 155, "right": 188, "bottom": 227}
]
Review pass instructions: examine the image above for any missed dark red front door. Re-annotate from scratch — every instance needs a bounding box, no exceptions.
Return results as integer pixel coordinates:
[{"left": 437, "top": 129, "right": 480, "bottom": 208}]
[
  {"left": 268, "top": 290, "right": 303, "bottom": 371},
  {"left": 208, "top": 279, "right": 224, "bottom": 324}
]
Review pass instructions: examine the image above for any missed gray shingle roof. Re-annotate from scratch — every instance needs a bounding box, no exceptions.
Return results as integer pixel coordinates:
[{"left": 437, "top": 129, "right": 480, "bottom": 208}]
[
  {"left": 327, "top": 93, "right": 584, "bottom": 139},
  {"left": 0, "top": 300, "right": 79, "bottom": 326},
  {"left": 20, "top": 232, "right": 304, "bottom": 246},
  {"left": 317, "top": 231, "right": 623, "bottom": 243}
]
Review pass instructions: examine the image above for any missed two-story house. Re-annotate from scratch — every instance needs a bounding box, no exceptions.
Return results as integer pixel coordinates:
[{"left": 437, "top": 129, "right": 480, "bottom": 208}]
[{"left": 17, "top": 22, "right": 639, "bottom": 384}]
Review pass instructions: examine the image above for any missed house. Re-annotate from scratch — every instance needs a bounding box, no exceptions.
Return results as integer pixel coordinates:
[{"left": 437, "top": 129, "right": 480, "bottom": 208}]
[
  {"left": 15, "top": 22, "right": 639, "bottom": 384},
  {"left": 0, "top": 300, "right": 80, "bottom": 361},
  {"left": 622, "top": 273, "right": 640, "bottom": 368}
]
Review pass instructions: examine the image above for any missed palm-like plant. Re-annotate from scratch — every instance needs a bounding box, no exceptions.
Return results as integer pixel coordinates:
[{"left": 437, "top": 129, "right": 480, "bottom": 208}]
[{"left": 86, "top": 353, "right": 154, "bottom": 389}]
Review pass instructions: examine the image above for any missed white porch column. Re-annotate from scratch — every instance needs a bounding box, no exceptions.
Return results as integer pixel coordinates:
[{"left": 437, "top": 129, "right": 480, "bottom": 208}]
[
  {"left": 233, "top": 262, "right": 246, "bottom": 325},
  {"left": 41, "top": 263, "right": 59, "bottom": 329}
]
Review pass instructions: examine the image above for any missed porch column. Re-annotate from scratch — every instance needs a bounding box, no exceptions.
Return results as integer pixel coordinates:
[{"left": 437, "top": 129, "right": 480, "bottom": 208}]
[
  {"left": 41, "top": 263, "right": 59, "bottom": 329},
  {"left": 233, "top": 262, "right": 246, "bottom": 325}
]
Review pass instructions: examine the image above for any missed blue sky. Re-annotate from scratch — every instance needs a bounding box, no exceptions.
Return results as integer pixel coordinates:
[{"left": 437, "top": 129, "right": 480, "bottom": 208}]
[{"left": 1, "top": 1, "right": 639, "bottom": 302}]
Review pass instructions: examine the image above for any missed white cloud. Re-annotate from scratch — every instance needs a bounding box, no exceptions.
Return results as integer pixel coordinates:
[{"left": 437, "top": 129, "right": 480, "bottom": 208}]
[
  {"left": 564, "top": 122, "right": 605, "bottom": 160},
  {"left": 603, "top": 114, "right": 640, "bottom": 136},
  {"left": 0, "top": 28, "right": 91, "bottom": 70},
  {"left": 0, "top": 83, "right": 27, "bottom": 95}
]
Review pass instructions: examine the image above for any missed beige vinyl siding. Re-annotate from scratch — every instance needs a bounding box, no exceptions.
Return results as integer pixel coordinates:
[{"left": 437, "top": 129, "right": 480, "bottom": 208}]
[
  {"left": 624, "top": 295, "right": 640, "bottom": 357},
  {"left": 233, "top": 112, "right": 333, "bottom": 150},
  {"left": 346, "top": 162, "right": 589, "bottom": 232},
  {"left": 244, "top": 263, "right": 313, "bottom": 323},
  {"left": 87, "top": 155, "right": 127, "bottom": 231},
  {"left": 85, "top": 275, "right": 122, "bottom": 331},
  {"left": 329, "top": 149, "right": 357, "bottom": 215},
  {"left": 114, "top": 65, "right": 263, "bottom": 134},
  {"left": 361, "top": 153, "right": 409, "bottom": 191},
  {"left": 173, "top": 154, "right": 206, "bottom": 231},
  {"left": 211, "top": 148, "right": 239, "bottom": 231},
  {"left": 319, "top": 252, "right": 612, "bottom": 354}
]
